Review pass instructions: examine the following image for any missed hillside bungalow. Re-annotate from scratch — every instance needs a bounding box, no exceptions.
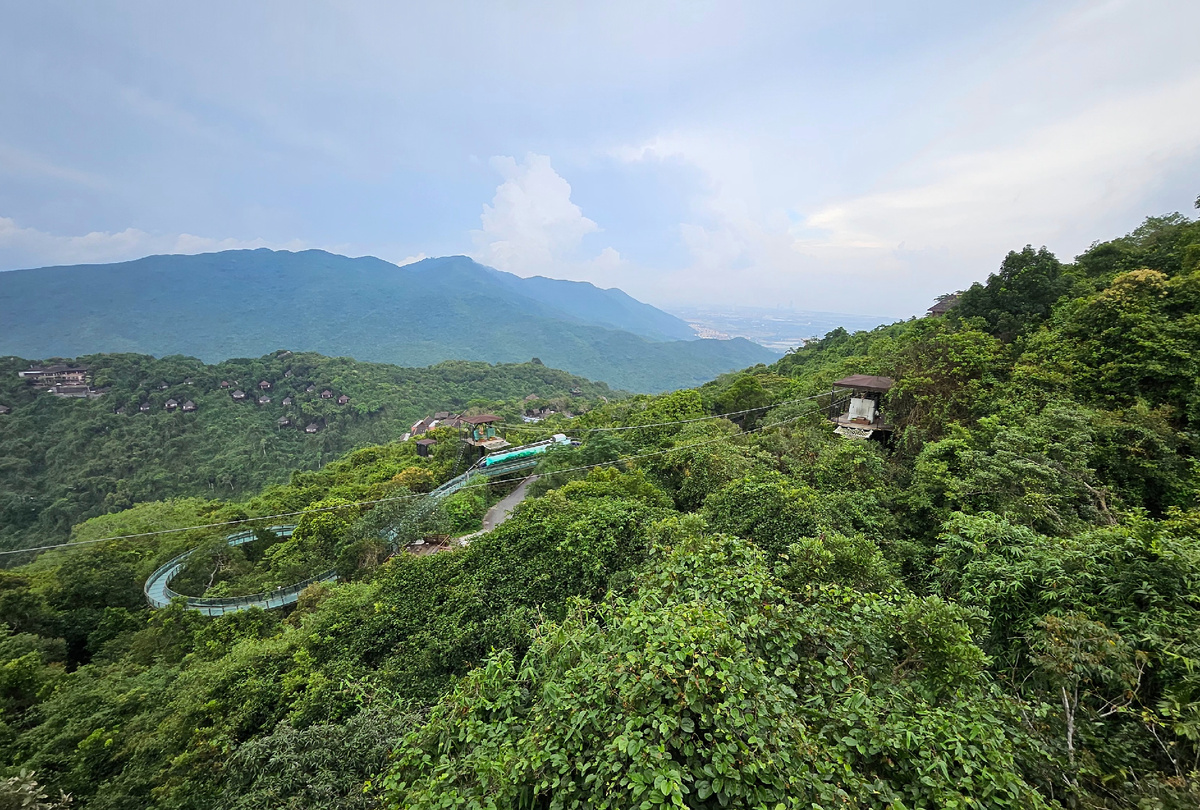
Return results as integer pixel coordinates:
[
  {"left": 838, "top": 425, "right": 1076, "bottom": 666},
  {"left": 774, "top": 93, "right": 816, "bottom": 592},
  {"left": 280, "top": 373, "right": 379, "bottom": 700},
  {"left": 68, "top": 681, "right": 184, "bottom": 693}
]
[
  {"left": 462, "top": 414, "right": 508, "bottom": 450},
  {"left": 159, "top": 382, "right": 169, "bottom": 390},
  {"left": 277, "top": 416, "right": 291, "bottom": 427},
  {"left": 231, "top": 389, "right": 247, "bottom": 400},
  {"left": 282, "top": 396, "right": 293, "bottom": 406},
  {"left": 305, "top": 422, "right": 320, "bottom": 434},
  {"left": 0, "top": 405, "right": 10, "bottom": 415},
  {"left": 927, "top": 293, "right": 961, "bottom": 317},
  {"left": 258, "top": 395, "right": 271, "bottom": 405},
  {"left": 434, "top": 411, "right": 450, "bottom": 420},
  {"left": 164, "top": 399, "right": 179, "bottom": 411},
  {"left": 337, "top": 394, "right": 350, "bottom": 405},
  {"left": 220, "top": 380, "right": 231, "bottom": 389},
  {"left": 306, "top": 384, "right": 316, "bottom": 393},
  {"left": 524, "top": 394, "right": 539, "bottom": 402},
  {"left": 321, "top": 389, "right": 334, "bottom": 399},
  {"left": 284, "top": 370, "right": 294, "bottom": 378},
  {"left": 828, "top": 375, "right": 895, "bottom": 440},
  {"left": 410, "top": 417, "right": 433, "bottom": 436},
  {"left": 18, "top": 365, "right": 88, "bottom": 385},
  {"left": 416, "top": 438, "right": 437, "bottom": 457},
  {"left": 139, "top": 402, "right": 151, "bottom": 413},
  {"left": 184, "top": 377, "right": 194, "bottom": 385},
  {"left": 259, "top": 380, "right": 272, "bottom": 390},
  {"left": 115, "top": 406, "right": 126, "bottom": 415},
  {"left": 182, "top": 400, "right": 197, "bottom": 412}
]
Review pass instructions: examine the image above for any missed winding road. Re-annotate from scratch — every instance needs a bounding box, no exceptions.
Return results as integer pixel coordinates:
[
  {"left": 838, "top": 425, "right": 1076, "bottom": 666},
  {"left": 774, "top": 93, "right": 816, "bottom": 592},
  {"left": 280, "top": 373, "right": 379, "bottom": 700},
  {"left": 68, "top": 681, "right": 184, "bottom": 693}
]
[{"left": 481, "top": 474, "right": 538, "bottom": 532}]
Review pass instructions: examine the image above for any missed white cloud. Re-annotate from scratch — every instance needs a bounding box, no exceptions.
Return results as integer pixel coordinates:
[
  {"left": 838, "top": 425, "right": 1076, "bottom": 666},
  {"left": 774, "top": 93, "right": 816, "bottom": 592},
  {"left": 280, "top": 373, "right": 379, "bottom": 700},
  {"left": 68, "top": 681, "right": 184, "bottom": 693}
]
[
  {"left": 471, "top": 153, "right": 602, "bottom": 275},
  {"left": 0, "top": 216, "right": 307, "bottom": 270},
  {"left": 792, "top": 73, "right": 1200, "bottom": 293},
  {"left": 605, "top": 1, "right": 1200, "bottom": 315}
]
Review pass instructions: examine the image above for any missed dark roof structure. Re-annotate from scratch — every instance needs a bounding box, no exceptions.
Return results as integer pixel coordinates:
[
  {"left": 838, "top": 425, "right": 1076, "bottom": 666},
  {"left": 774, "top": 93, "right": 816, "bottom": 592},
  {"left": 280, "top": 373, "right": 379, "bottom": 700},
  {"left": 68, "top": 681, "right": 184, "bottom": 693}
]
[
  {"left": 182, "top": 400, "right": 197, "bottom": 411},
  {"left": 927, "top": 294, "right": 961, "bottom": 316},
  {"left": 461, "top": 414, "right": 501, "bottom": 424},
  {"left": 415, "top": 438, "right": 437, "bottom": 446},
  {"left": 832, "top": 375, "right": 895, "bottom": 392}
]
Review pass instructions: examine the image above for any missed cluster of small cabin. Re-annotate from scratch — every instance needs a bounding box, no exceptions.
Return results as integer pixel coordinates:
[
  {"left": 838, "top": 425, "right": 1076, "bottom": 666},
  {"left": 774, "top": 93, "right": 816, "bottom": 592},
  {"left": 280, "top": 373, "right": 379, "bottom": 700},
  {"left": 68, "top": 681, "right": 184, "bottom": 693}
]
[
  {"left": 222, "top": 379, "right": 349, "bottom": 408},
  {"left": 219, "top": 378, "right": 348, "bottom": 434},
  {"left": 12, "top": 365, "right": 350, "bottom": 435}
]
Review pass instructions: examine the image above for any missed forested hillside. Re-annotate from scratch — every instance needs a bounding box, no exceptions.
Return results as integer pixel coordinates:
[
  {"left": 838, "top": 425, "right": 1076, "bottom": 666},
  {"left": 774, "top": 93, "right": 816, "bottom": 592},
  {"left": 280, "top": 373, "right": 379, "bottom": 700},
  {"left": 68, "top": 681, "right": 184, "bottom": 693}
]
[
  {"left": 0, "top": 251, "right": 776, "bottom": 392},
  {"left": 0, "top": 351, "right": 615, "bottom": 556},
  {"left": 3, "top": 210, "right": 1200, "bottom": 808}
]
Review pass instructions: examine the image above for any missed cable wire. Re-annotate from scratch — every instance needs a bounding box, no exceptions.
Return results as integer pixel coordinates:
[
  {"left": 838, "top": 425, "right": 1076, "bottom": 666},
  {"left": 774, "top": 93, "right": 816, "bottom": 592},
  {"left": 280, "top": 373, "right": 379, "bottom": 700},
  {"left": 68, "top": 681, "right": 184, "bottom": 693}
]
[
  {"left": 1, "top": 402, "right": 826, "bottom": 557},
  {"left": 498, "top": 392, "right": 825, "bottom": 433}
]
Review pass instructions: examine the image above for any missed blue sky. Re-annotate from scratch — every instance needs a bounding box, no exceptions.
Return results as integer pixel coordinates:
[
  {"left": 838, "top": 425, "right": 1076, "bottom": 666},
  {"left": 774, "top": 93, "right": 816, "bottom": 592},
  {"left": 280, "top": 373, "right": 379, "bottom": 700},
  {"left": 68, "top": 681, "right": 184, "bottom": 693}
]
[{"left": 1, "top": 0, "right": 1198, "bottom": 316}]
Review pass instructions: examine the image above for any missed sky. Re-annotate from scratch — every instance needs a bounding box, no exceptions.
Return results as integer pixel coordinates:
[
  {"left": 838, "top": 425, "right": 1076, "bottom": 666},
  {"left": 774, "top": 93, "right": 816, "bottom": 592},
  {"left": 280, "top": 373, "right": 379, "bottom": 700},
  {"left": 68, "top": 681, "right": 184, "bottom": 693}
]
[{"left": 1, "top": 0, "right": 1198, "bottom": 317}]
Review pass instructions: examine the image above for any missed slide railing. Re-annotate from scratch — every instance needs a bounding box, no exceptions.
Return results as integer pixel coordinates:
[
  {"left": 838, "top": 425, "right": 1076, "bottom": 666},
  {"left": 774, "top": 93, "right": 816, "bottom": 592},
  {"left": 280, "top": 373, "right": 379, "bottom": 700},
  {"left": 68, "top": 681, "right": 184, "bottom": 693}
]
[{"left": 143, "top": 449, "right": 540, "bottom": 614}]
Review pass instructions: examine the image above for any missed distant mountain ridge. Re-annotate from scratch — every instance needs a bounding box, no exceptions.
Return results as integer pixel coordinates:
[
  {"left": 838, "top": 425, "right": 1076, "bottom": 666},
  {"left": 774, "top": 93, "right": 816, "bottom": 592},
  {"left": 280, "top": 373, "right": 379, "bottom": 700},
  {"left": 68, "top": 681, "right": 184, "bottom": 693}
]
[{"left": 0, "top": 250, "right": 776, "bottom": 391}]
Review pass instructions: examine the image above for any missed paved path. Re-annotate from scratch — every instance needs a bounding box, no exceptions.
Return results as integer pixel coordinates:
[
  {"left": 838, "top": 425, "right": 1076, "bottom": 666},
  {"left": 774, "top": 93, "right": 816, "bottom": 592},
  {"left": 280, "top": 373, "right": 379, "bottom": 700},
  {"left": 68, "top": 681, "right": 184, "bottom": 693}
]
[{"left": 482, "top": 475, "right": 538, "bottom": 532}]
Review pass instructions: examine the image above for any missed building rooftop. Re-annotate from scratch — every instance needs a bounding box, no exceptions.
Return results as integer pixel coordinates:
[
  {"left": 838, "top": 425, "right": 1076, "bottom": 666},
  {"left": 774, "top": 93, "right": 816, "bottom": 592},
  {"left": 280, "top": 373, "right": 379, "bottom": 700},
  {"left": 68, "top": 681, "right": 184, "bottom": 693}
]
[
  {"left": 461, "top": 414, "right": 501, "bottom": 424},
  {"left": 927, "top": 293, "right": 961, "bottom": 316},
  {"left": 832, "top": 374, "right": 895, "bottom": 392}
]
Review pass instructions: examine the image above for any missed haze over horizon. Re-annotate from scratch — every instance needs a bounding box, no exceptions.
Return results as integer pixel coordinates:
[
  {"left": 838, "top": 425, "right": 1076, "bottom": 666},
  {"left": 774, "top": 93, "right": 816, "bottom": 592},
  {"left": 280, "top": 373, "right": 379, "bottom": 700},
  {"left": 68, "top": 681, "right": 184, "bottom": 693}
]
[{"left": 2, "top": 1, "right": 1198, "bottom": 317}]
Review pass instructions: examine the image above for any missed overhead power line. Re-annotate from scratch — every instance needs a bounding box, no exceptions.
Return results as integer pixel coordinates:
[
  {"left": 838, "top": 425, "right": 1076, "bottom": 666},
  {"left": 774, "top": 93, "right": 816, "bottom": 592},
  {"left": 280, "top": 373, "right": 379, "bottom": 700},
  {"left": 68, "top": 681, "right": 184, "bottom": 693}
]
[
  {"left": 1, "top": 402, "right": 825, "bottom": 558},
  {"left": 500, "top": 392, "right": 825, "bottom": 433}
]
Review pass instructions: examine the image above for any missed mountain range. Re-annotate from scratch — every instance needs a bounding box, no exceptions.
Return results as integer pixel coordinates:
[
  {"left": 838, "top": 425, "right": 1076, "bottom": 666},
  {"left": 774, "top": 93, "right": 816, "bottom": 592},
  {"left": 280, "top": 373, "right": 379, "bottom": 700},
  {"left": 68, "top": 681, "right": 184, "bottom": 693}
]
[{"left": 0, "top": 250, "right": 776, "bottom": 391}]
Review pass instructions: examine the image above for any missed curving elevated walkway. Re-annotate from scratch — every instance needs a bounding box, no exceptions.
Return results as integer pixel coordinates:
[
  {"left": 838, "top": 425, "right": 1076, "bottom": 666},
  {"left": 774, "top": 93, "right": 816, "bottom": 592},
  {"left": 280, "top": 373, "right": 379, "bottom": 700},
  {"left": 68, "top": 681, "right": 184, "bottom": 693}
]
[
  {"left": 143, "top": 440, "right": 563, "bottom": 615},
  {"left": 142, "top": 525, "right": 321, "bottom": 616}
]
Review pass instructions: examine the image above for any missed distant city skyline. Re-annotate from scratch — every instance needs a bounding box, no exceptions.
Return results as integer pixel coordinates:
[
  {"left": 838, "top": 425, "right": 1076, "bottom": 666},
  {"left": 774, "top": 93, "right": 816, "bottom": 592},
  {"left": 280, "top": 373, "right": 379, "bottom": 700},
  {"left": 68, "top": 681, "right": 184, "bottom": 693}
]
[{"left": 2, "top": 1, "right": 1198, "bottom": 317}]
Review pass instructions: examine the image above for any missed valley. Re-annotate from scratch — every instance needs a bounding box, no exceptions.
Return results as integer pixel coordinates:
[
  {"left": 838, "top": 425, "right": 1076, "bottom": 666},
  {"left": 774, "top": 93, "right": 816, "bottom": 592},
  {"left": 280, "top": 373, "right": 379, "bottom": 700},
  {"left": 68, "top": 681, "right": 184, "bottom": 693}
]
[{"left": 2, "top": 212, "right": 1200, "bottom": 808}]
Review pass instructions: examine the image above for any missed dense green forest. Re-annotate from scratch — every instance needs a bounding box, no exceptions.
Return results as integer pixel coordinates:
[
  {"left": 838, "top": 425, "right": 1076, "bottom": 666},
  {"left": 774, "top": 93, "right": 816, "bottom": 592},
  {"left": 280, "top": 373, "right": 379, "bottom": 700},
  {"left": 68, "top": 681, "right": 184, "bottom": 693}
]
[
  {"left": 3, "top": 210, "right": 1200, "bottom": 808},
  {"left": 0, "top": 251, "right": 777, "bottom": 392},
  {"left": 0, "top": 351, "right": 615, "bottom": 556}
]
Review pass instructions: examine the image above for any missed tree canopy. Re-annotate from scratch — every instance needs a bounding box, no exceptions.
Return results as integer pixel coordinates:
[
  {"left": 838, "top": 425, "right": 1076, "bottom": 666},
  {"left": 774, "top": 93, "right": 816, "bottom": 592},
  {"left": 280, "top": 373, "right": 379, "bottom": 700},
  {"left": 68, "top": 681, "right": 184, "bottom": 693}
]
[{"left": 3, "top": 210, "right": 1200, "bottom": 808}]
